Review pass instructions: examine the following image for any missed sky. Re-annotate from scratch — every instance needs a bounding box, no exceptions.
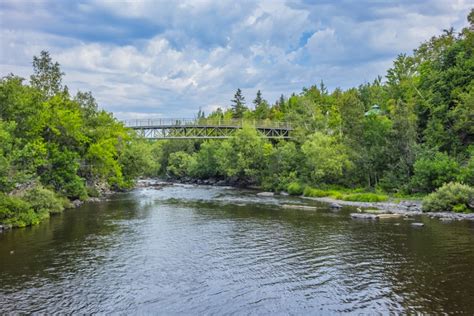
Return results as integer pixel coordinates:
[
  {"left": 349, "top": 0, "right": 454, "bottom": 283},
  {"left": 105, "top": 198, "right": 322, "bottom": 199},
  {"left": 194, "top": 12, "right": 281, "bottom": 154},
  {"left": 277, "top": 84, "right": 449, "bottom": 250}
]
[{"left": 0, "top": 0, "right": 472, "bottom": 119}]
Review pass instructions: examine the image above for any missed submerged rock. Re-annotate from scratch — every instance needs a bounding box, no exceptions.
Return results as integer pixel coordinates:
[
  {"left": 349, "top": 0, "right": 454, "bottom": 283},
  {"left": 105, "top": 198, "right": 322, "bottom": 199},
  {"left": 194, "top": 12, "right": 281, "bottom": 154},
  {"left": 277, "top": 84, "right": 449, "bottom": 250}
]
[{"left": 350, "top": 213, "right": 378, "bottom": 220}]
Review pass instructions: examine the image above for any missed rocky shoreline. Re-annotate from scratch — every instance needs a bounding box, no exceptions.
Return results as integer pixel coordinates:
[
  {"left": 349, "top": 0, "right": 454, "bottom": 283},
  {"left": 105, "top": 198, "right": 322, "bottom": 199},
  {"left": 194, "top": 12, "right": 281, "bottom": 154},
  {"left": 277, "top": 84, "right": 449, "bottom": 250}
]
[
  {"left": 302, "top": 196, "right": 474, "bottom": 222},
  {"left": 136, "top": 179, "right": 474, "bottom": 222}
]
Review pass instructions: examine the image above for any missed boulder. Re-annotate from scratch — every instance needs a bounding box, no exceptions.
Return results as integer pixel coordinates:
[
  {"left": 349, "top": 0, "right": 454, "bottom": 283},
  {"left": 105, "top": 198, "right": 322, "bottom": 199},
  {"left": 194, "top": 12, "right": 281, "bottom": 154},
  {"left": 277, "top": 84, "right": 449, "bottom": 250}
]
[
  {"left": 257, "top": 192, "right": 274, "bottom": 197},
  {"left": 411, "top": 222, "right": 425, "bottom": 227}
]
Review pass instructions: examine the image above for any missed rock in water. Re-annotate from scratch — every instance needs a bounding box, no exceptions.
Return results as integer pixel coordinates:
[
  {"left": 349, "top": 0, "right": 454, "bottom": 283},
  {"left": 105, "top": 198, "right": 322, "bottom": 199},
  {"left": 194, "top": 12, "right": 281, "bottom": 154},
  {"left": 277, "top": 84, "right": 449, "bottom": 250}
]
[
  {"left": 257, "top": 192, "right": 274, "bottom": 197},
  {"left": 330, "top": 203, "right": 342, "bottom": 209},
  {"left": 350, "top": 213, "right": 378, "bottom": 220},
  {"left": 282, "top": 204, "right": 319, "bottom": 210},
  {"left": 377, "top": 213, "right": 403, "bottom": 219}
]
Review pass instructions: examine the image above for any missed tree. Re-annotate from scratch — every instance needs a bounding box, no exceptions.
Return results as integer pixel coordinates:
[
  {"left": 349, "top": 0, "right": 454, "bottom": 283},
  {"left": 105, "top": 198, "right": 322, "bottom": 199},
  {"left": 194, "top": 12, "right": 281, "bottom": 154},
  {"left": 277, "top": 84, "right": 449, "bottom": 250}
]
[
  {"left": 302, "top": 132, "right": 352, "bottom": 184},
  {"left": 217, "top": 126, "right": 270, "bottom": 184},
  {"left": 410, "top": 151, "right": 460, "bottom": 193},
  {"left": 253, "top": 90, "right": 263, "bottom": 108},
  {"left": 231, "top": 88, "right": 247, "bottom": 118},
  {"left": 253, "top": 90, "right": 270, "bottom": 119},
  {"left": 30, "top": 51, "right": 65, "bottom": 97}
]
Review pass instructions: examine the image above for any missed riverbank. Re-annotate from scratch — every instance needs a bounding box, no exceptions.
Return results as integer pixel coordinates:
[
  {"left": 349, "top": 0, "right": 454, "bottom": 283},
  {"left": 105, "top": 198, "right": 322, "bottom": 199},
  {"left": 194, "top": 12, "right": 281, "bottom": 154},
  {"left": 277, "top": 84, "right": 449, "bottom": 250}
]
[
  {"left": 137, "top": 179, "right": 474, "bottom": 222},
  {"left": 302, "top": 196, "right": 474, "bottom": 222}
]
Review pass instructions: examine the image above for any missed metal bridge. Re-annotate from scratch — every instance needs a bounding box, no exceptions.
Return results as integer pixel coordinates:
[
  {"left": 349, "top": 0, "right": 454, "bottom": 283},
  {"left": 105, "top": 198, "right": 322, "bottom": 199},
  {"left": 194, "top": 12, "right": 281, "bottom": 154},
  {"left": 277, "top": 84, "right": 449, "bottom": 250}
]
[{"left": 123, "top": 118, "right": 292, "bottom": 139}]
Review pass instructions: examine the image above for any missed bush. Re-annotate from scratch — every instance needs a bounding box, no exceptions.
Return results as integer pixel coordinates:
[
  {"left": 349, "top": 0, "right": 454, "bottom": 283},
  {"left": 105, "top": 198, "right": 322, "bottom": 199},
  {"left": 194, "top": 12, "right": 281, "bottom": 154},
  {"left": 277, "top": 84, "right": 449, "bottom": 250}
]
[
  {"left": 22, "top": 185, "right": 65, "bottom": 214},
  {"left": 422, "top": 182, "right": 474, "bottom": 213},
  {"left": 287, "top": 182, "right": 304, "bottom": 195},
  {"left": 342, "top": 193, "right": 388, "bottom": 202},
  {"left": 0, "top": 193, "right": 41, "bottom": 227}
]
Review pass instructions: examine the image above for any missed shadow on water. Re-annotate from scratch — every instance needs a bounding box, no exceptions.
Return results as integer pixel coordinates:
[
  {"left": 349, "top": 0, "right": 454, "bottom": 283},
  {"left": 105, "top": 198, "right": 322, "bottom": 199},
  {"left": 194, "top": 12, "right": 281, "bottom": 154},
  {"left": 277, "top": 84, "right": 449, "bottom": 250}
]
[{"left": 1, "top": 184, "right": 473, "bottom": 313}]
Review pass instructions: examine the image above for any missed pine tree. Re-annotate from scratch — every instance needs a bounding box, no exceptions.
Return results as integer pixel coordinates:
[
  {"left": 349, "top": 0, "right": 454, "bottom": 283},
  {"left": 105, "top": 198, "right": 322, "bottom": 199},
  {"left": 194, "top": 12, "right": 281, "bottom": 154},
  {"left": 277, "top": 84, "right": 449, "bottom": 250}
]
[
  {"left": 231, "top": 88, "right": 247, "bottom": 119},
  {"left": 253, "top": 90, "right": 263, "bottom": 108}
]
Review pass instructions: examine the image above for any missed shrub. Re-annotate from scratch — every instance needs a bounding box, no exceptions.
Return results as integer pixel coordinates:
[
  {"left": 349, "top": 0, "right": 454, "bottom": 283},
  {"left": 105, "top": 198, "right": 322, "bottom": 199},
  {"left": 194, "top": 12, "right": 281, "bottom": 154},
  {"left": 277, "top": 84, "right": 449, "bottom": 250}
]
[
  {"left": 287, "top": 182, "right": 304, "bottom": 195},
  {"left": 422, "top": 182, "right": 474, "bottom": 213},
  {"left": 342, "top": 193, "right": 388, "bottom": 202},
  {"left": 0, "top": 193, "right": 40, "bottom": 227},
  {"left": 22, "top": 185, "right": 65, "bottom": 214}
]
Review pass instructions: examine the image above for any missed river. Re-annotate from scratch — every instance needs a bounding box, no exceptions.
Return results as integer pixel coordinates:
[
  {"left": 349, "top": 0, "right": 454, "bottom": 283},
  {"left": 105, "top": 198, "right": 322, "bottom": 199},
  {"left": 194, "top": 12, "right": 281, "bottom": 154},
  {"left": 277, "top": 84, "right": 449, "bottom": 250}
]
[{"left": 1, "top": 184, "right": 474, "bottom": 314}]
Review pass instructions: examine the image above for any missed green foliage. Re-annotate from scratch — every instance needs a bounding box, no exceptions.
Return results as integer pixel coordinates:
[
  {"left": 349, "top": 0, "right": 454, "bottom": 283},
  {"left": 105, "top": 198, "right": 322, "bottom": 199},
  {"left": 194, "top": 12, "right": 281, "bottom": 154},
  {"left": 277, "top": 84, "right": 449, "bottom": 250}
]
[
  {"left": 166, "top": 151, "right": 196, "bottom": 179},
  {"left": 0, "top": 193, "right": 39, "bottom": 228},
  {"left": 302, "top": 187, "right": 386, "bottom": 201},
  {"left": 217, "top": 127, "right": 270, "bottom": 184},
  {"left": 40, "top": 145, "right": 87, "bottom": 199},
  {"left": 189, "top": 141, "right": 222, "bottom": 179},
  {"left": 411, "top": 151, "right": 460, "bottom": 193},
  {"left": 287, "top": 182, "right": 304, "bottom": 195},
  {"left": 302, "top": 132, "right": 351, "bottom": 184},
  {"left": 303, "top": 187, "right": 343, "bottom": 199},
  {"left": 341, "top": 193, "right": 388, "bottom": 202},
  {"left": 0, "top": 51, "right": 142, "bottom": 228},
  {"left": 119, "top": 139, "right": 156, "bottom": 184},
  {"left": 22, "top": 185, "right": 65, "bottom": 214},
  {"left": 422, "top": 182, "right": 474, "bottom": 213}
]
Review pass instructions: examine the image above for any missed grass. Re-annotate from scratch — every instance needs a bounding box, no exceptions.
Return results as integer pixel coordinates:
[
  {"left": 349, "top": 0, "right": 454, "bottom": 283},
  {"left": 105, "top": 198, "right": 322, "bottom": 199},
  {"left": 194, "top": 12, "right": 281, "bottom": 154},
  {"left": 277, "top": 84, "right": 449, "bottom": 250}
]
[
  {"left": 341, "top": 192, "right": 388, "bottom": 202},
  {"left": 303, "top": 186, "right": 388, "bottom": 202}
]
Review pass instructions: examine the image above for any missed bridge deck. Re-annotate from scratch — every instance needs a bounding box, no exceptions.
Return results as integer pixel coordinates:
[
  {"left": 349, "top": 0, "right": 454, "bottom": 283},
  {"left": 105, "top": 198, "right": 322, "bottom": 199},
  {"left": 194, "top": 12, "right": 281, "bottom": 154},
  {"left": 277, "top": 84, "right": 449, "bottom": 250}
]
[{"left": 123, "top": 119, "right": 292, "bottom": 139}]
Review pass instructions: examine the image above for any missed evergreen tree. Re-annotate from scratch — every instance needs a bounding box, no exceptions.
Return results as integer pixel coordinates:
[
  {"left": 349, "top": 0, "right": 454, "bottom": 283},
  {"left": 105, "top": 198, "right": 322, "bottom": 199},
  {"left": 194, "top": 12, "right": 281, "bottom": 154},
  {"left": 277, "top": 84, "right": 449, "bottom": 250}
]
[
  {"left": 253, "top": 90, "right": 263, "bottom": 108},
  {"left": 231, "top": 88, "right": 247, "bottom": 119}
]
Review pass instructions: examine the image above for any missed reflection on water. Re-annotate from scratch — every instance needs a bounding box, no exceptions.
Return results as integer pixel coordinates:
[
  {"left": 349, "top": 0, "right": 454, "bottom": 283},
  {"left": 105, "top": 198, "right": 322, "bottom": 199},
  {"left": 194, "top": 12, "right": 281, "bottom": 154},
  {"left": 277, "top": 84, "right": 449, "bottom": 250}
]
[{"left": 1, "top": 184, "right": 474, "bottom": 313}]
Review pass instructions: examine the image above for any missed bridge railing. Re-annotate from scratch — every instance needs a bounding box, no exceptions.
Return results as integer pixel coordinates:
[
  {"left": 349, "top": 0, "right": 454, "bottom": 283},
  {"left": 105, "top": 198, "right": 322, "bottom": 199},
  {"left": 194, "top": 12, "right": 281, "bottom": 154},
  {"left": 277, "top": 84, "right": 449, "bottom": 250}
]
[{"left": 122, "top": 118, "right": 292, "bottom": 129}]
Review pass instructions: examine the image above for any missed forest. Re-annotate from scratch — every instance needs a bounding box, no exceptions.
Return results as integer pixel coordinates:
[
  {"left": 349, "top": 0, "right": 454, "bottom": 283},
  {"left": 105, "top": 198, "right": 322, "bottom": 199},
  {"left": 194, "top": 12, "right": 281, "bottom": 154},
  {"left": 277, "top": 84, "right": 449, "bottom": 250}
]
[{"left": 1, "top": 11, "right": 473, "bottom": 228}]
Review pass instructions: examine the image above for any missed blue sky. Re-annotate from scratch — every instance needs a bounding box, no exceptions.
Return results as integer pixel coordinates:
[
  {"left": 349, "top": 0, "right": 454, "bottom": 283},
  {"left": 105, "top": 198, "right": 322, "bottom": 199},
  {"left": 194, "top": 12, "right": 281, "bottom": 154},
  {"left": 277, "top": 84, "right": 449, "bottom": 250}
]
[{"left": 0, "top": 0, "right": 471, "bottom": 119}]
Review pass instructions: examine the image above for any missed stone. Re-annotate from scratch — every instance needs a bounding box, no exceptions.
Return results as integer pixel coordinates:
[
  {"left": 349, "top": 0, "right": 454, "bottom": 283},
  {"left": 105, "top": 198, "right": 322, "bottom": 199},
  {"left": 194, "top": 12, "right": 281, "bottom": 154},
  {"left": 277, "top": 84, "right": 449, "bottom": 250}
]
[
  {"left": 282, "top": 204, "right": 319, "bottom": 210},
  {"left": 71, "top": 200, "right": 84, "bottom": 208},
  {"left": 257, "top": 192, "right": 274, "bottom": 197},
  {"left": 439, "top": 217, "right": 453, "bottom": 222},
  {"left": 411, "top": 222, "right": 425, "bottom": 227},
  {"left": 377, "top": 213, "right": 403, "bottom": 219},
  {"left": 350, "top": 213, "right": 378, "bottom": 220},
  {"left": 330, "top": 203, "right": 342, "bottom": 209}
]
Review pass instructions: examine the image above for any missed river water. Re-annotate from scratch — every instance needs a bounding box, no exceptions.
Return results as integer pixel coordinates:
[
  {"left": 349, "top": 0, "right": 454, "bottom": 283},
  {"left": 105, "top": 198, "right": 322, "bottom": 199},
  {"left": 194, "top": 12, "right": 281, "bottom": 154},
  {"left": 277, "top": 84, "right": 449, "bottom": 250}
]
[{"left": 1, "top": 184, "right": 474, "bottom": 314}]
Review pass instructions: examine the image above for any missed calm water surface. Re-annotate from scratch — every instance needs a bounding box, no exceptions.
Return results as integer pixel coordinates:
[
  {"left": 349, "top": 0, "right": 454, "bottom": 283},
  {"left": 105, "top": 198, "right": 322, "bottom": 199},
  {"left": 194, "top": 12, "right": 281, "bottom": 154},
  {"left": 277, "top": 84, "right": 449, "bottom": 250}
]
[{"left": 1, "top": 184, "right": 474, "bottom": 314}]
